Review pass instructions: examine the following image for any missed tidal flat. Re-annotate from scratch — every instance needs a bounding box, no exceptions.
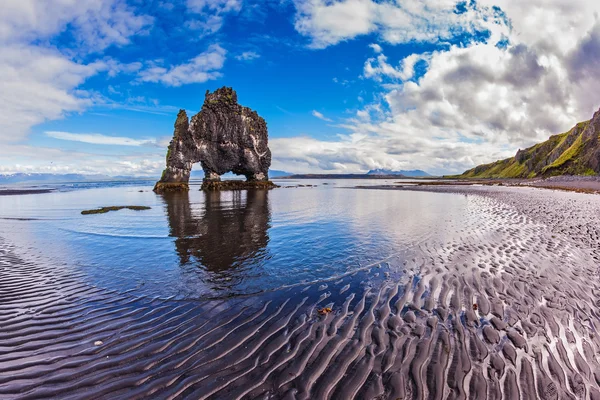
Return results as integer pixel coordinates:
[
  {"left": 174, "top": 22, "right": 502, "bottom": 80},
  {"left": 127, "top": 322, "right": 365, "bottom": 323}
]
[{"left": 0, "top": 180, "right": 599, "bottom": 399}]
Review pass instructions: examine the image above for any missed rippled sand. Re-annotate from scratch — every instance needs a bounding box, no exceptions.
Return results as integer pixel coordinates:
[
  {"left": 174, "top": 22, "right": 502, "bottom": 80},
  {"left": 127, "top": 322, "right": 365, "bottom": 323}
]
[{"left": 1, "top": 186, "right": 600, "bottom": 399}]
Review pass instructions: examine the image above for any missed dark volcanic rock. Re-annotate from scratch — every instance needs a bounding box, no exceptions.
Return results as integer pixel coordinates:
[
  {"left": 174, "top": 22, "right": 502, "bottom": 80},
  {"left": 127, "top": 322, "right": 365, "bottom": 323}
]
[{"left": 154, "top": 87, "right": 272, "bottom": 192}]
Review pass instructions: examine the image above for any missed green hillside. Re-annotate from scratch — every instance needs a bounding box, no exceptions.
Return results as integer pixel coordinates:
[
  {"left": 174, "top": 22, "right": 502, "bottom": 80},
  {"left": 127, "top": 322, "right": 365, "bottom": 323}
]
[{"left": 460, "top": 109, "right": 600, "bottom": 178}]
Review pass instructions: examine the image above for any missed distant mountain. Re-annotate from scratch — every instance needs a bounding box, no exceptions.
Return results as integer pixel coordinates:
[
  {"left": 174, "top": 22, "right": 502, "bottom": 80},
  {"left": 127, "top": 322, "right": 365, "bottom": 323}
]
[
  {"left": 367, "top": 169, "right": 430, "bottom": 177},
  {"left": 0, "top": 173, "right": 148, "bottom": 184},
  {"left": 461, "top": 108, "right": 600, "bottom": 178},
  {"left": 269, "top": 170, "right": 293, "bottom": 177},
  {"left": 0, "top": 170, "right": 293, "bottom": 184}
]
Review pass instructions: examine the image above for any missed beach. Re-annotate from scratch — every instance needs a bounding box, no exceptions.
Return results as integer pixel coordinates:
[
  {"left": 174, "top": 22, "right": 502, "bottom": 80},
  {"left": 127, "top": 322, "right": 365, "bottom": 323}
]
[{"left": 1, "top": 183, "right": 599, "bottom": 399}]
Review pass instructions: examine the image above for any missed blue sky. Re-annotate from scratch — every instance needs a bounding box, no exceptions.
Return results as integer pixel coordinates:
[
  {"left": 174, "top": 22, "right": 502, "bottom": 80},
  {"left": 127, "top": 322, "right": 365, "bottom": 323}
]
[{"left": 2, "top": 0, "right": 600, "bottom": 176}]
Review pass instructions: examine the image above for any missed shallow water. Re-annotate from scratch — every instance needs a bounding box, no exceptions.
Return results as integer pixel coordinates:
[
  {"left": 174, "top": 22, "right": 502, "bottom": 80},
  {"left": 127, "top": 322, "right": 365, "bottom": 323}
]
[
  {"left": 0, "top": 180, "right": 470, "bottom": 299},
  {"left": 2, "top": 182, "right": 600, "bottom": 399}
]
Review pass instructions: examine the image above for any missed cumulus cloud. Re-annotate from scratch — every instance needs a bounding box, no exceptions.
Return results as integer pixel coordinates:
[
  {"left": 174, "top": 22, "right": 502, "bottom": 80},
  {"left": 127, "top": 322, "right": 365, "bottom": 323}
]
[
  {"left": 138, "top": 45, "right": 226, "bottom": 86},
  {"left": 312, "top": 110, "right": 333, "bottom": 122},
  {"left": 271, "top": 114, "right": 517, "bottom": 175},
  {"left": 293, "top": 0, "right": 509, "bottom": 48},
  {"left": 0, "top": 46, "right": 105, "bottom": 143},
  {"left": 0, "top": 0, "right": 231, "bottom": 148},
  {"left": 45, "top": 131, "right": 157, "bottom": 146},
  {"left": 384, "top": 44, "right": 577, "bottom": 143},
  {"left": 363, "top": 52, "right": 426, "bottom": 82},
  {"left": 0, "top": 0, "right": 153, "bottom": 143},
  {"left": 0, "top": 143, "right": 165, "bottom": 176},
  {"left": 284, "top": 0, "right": 600, "bottom": 174},
  {"left": 0, "top": 0, "right": 152, "bottom": 52}
]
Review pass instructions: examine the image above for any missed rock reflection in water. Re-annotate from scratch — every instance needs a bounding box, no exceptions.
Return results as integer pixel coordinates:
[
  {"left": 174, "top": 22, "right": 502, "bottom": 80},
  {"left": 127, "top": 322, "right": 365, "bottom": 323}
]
[{"left": 163, "top": 189, "right": 271, "bottom": 290}]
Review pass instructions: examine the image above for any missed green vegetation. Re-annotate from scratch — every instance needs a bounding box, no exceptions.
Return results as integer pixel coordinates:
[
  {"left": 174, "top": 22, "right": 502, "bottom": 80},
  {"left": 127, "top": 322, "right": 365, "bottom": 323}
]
[
  {"left": 461, "top": 158, "right": 527, "bottom": 179},
  {"left": 81, "top": 206, "right": 151, "bottom": 215},
  {"left": 460, "top": 119, "right": 599, "bottom": 178},
  {"left": 542, "top": 133, "right": 586, "bottom": 175}
]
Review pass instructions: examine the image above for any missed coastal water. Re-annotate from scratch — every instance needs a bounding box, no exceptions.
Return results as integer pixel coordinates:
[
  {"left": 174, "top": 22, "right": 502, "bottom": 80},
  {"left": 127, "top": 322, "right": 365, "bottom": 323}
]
[
  {"left": 0, "top": 180, "right": 469, "bottom": 299},
  {"left": 3, "top": 181, "right": 600, "bottom": 398}
]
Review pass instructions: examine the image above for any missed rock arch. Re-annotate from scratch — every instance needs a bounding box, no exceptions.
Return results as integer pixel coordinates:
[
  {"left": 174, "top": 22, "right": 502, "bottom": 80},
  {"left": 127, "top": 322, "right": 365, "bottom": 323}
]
[{"left": 154, "top": 87, "right": 272, "bottom": 193}]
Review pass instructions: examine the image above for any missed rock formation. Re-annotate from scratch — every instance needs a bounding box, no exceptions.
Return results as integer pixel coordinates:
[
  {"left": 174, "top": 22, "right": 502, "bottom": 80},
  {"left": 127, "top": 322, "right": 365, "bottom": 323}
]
[
  {"left": 461, "top": 107, "right": 600, "bottom": 178},
  {"left": 154, "top": 87, "right": 274, "bottom": 192}
]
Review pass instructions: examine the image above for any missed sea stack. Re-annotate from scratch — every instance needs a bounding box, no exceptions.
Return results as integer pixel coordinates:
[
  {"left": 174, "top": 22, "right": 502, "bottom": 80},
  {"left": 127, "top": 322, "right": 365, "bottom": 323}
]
[{"left": 154, "top": 87, "right": 276, "bottom": 193}]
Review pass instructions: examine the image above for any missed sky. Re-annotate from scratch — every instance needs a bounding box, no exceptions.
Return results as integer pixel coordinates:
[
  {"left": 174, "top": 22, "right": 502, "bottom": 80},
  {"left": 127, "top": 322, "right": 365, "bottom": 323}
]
[{"left": 1, "top": 0, "right": 600, "bottom": 177}]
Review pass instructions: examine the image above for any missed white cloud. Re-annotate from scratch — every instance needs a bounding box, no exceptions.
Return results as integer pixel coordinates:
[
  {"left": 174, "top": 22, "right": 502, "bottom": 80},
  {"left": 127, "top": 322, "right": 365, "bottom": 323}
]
[
  {"left": 312, "top": 110, "right": 333, "bottom": 122},
  {"left": 368, "top": 43, "right": 382, "bottom": 53},
  {"left": 186, "top": 0, "right": 242, "bottom": 35},
  {"left": 187, "top": 0, "right": 242, "bottom": 13},
  {"left": 284, "top": 0, "right": 600, "bottom": 174},
  {"left": 235, "top": 51, "right": 260, "bottom": 61},
  {"left": 0, "top": 0, "right": 152, "bottom": 52},
  {"left": 0, "top": 46, "right": 106, "bottom": 143},
  {"left": 363, "top": 53, "right": 426, "bottom": 81},
  {"left": 0, "top": 0, "right": 153, "bottom": 143},
  {"left": 293, "top": 0, "right": 508, "bottom": 48},
  {"left": 270, "top": 130, "right": 499, "bottom": 175},
  {"left": 383, "top": 44, "right": 577, "bottom": 143},
  {"left": 0, "top": 143, "right": 165, "bottom": 177},
  {"left": 45, "top": 131, "right": 156, "bottom": 146},
  {"left": 333, "top": 77, "right": 351, "bottom": 86},
  {"left": 138, "top": 45, "right": 226, "bottom": 86}
]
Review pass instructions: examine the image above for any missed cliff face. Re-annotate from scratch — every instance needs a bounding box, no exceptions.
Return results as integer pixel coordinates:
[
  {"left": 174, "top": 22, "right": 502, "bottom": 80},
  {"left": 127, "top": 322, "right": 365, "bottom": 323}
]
[
  {"left": 154, "top": 87, "right": 272, "bottom": 192},
  {"left": 461, "top": 108, "right": 600, "bottom": 178}
]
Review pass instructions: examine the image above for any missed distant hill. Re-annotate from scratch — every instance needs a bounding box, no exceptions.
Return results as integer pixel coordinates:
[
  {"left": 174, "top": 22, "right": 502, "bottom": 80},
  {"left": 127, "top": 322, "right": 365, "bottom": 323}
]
[
  {"left": 461, "top": 108, "right": 600, "bottom": 179},
  {"left": 367, "top": 169, "right": 430, "bottom": 177},
  {"left": 269, "top": 170, "right": 293, "bottom": 177}
]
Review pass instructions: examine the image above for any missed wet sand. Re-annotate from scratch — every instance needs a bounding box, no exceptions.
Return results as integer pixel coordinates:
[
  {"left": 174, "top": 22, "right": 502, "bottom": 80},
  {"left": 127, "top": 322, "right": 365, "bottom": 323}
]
[
  {"left": 1, "top": 186, "right": 600, "bottom": 399},
  {"left": 410, "top": 175, "right": 600, "bottom": 194},
  {"left": 527, "top": 176, "right": 600, "bottom": 193}
]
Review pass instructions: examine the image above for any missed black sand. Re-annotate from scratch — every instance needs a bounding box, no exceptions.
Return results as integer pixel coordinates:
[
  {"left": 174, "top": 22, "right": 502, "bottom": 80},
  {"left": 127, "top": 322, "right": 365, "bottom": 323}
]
[{"left": 1, "top": 186, "right": 600, "bottom": 399}]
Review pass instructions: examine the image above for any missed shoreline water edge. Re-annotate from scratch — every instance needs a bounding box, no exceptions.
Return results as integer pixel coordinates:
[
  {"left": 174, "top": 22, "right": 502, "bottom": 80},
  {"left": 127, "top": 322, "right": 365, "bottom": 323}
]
[{"left": 0, "top": 184, "right": 599, "bottom": 398}]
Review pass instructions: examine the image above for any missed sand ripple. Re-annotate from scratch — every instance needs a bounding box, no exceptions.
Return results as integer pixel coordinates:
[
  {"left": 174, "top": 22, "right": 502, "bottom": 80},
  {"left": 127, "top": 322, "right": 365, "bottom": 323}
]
[{"left": 1, "top": 187, "right": 600, "bottom": 399}]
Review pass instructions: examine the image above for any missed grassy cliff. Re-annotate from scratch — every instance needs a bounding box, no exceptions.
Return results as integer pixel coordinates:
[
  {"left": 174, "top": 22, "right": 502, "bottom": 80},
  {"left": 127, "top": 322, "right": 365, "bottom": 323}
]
[{"left": 460, "top": 109, "right": 600, "bottom": 178}]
